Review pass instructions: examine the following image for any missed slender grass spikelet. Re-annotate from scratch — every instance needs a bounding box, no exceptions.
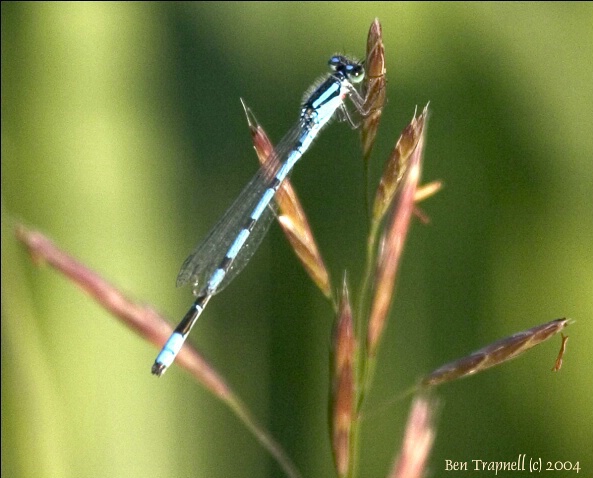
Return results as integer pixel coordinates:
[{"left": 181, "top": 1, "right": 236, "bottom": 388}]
[
  {"left": 372, "top": 109, "right": 428, "bottom": 228},
  {"left": 361, "top": 18, "right": 387, "bottom": 163},
  {"left": 421, "top": 318, "right": 571, "bottom": 387},
  {"left": 389, "top": 397, "right": 436, "bottom": 478},
  {"left": 15, "top": 226, "right": 233, "bottom": 399},
  {"left": 331, "top": 278, "right": 357, "bottom": 477},
  {"left": 551, "top": 332, "right": 569, "bottom": 372},
  {"left": 367, "top": 106, "right": 428, "bottom": 357}
]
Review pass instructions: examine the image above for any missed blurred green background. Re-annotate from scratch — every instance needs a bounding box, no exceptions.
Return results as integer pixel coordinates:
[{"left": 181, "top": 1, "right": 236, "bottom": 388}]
[{"left": 2, "top": 3, "right": 592, "bottom": 478}]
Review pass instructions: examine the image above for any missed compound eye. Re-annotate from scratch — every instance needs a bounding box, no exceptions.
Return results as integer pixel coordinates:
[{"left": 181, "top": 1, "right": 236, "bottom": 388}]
[
  {"left": 328, "top": 55, "right": 346, "bottom": 71},
  {"left": 347, "top": 64, "right": 365, "bottom": 83}
]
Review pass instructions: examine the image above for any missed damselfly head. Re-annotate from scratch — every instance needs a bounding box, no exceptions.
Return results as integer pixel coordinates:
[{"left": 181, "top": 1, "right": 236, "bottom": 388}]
[{"left": 328, "top": 55, "right": 365, "bottom": 83}]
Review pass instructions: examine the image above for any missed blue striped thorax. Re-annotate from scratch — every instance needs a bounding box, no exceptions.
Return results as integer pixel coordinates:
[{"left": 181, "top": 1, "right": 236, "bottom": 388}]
[{"left": 302, "top": 55, "right": 365, "bottom": 129}]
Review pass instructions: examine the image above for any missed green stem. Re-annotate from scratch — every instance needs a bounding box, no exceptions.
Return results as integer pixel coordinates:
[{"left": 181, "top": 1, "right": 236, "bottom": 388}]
[
  {"left": 226, "top": 395, "right": 303, "bottom": 478},
  {"left": 349, "top": 216, "right": 382, "bottom": 478},
  {"left": 355, "top": 220, "right": 380, "bottom": 337}
]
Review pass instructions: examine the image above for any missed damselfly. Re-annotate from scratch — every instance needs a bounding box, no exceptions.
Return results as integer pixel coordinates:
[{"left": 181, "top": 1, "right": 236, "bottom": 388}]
[{"left": 153, "top": 55, "right": 368, "bottom": 376}]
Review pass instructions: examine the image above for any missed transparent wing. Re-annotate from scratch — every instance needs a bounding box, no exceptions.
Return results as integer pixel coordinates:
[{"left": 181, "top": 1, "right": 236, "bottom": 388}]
[
  {"left": 176, "top": 122, "right": 302, "bottom": 293},
  {"left": 217, "top": 200, "right": 277, "bottom": 292},
  {"left": 176, "top": 166, "right": 275, "bottom": 289}
]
